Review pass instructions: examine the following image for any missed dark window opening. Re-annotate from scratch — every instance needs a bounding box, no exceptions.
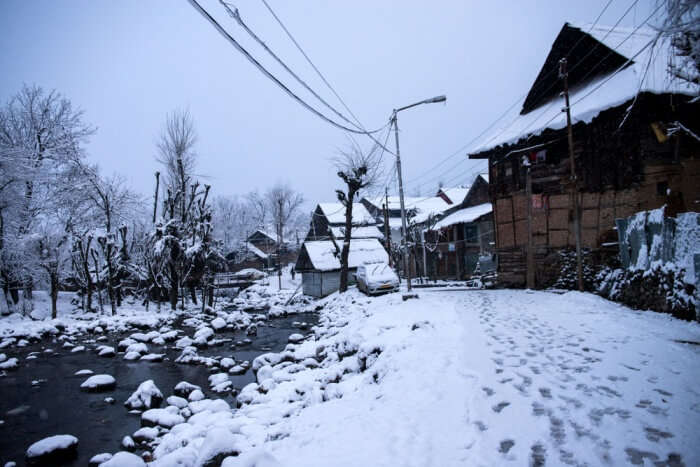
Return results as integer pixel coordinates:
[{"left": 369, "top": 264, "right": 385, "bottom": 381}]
[
  {"left": 464, "top": 225, "right": 478, "bottom": 243},
  {"left": 657, "top": 181, "right": 669, "bottom": 196}
]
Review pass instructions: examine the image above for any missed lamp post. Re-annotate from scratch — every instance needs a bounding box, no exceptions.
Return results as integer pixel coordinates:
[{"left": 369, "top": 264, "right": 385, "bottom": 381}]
[{"left": 391, "top": 95, "right": 446, "bottom": 292}]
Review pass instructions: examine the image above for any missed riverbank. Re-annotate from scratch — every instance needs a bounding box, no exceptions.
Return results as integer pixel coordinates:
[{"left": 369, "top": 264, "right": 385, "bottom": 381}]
[{"left": 160, "top": 288, "right": 699, "bottom": 467}]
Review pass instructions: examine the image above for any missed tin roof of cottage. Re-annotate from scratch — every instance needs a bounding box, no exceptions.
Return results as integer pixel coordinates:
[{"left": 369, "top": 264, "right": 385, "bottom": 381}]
[{"left": 297, "top": 238, "right": 388, "bottom": 272}]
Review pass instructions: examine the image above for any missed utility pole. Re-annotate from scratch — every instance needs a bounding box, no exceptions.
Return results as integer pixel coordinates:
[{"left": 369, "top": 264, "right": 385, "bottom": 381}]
[
  {"left": 559, "top": 58, "right": 584, "bottom": 291},
  {"left": 392, "top": 112, "right": 412, "bottom": 292},
  {"left": 383, "top": 188, "right": 392, "bottom": 267},
  {"left": 421, "top": 229, "right": 428, "bottom": 283},
  {"left": 152, "top": 172, "right": 160, "bottom": 223},
  {"left": 525, "top": 158, "right": 535, "bottom": 289}
]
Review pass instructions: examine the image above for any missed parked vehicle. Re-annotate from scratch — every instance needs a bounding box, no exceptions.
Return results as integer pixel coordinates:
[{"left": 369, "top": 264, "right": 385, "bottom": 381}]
[{"left": 355, "top": 262, "right": 399, "bottom": 295}]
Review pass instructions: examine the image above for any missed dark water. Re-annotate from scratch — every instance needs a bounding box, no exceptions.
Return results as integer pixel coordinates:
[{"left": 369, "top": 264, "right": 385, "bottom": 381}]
[{"left": 0, "top": 312, "right": 317, "bottom": 466}]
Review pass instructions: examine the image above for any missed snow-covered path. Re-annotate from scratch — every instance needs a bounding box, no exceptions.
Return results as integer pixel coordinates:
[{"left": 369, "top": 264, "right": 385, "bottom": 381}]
[{"left": 245, "top": 290, "right": 699, "bottom": 467}]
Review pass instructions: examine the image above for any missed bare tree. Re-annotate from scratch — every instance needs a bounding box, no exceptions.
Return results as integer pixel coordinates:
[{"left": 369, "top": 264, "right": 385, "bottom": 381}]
[
  {"left": 334, "top": 141, "right": 383, "bottom": 293},
  {"left": 658, "top": 0, "right": 700, "bottom": 87},
  {"left": 156, "top": 109, "right": 197, "bottom": 222},
  {"left": 265, "top": 183, "right": 304, "bottom": 289}
]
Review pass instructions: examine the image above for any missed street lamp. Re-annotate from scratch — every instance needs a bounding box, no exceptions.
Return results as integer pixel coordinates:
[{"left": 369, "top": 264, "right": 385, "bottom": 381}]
[{"left": 391, "top": 95, "right": 446, "bottom": 292}]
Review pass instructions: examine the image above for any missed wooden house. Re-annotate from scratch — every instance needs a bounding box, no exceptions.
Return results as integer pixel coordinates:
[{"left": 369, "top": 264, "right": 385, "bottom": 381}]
[
  {"left": 468, "top": 23, "right": 699, "bottom": 287},
  {"left": 294, "top": 238, "right": 389, "bottom": 297},
  {"left": 424, "top": 174, "right": 495, "bottom": 279}
]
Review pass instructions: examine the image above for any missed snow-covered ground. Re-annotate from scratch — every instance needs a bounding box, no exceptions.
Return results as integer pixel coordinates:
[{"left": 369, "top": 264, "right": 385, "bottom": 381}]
[{"left": 160, "top": 288, "right": 699, "bottom": 467}]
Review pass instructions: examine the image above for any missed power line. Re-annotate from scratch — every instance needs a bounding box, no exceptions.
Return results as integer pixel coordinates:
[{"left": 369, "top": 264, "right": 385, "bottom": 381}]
[
  {"left": 187, "top": 0, "right": 387, "bottom": 136},
  {"left": 400, "top": 0, "right": 620, "bottom": 191}
]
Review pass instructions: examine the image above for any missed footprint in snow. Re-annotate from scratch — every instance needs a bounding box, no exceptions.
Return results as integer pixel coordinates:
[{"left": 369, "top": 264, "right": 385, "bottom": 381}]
[{"left": 492, "top": 401, "right": 510, "bottom": 413}]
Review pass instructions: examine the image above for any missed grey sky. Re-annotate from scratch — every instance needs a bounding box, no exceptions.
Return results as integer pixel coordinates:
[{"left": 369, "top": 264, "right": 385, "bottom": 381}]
[{"left": 1, "top": 0, "right": 655, "bottom": 209}]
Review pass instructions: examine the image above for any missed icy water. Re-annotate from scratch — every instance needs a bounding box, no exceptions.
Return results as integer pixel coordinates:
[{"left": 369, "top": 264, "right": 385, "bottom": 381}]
[{"left": 0, "top": 312, "right": 317, "bottom": 466}]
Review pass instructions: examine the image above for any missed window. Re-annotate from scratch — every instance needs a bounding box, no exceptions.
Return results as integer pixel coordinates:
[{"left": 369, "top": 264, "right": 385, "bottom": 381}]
[
  {"left": 464, "top": 224, "right": 478, "bottom": 243},
  {"left": 657, "top": 181, "right": 669, "bottom": 196}
]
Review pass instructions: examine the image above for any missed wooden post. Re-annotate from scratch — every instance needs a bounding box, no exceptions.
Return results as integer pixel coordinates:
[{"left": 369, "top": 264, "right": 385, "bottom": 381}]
[
  {"left": 152, "top": 171, "right": 160, "bottom": 223},
  {"left": 454, "top": 225, "right": 461, "bottom": 280},
  {"left": 383, "top": 188, "right": 392, "bottom": 267},
  {"left": 526, "top": 163, "right": 535, "bottom": 289},
  {"left": 560, "top": 58, "right": 584, "bottom": 291}
]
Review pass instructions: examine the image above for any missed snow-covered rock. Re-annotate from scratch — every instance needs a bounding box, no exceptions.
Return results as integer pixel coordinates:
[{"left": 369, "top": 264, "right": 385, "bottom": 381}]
[
  {"left": 188, "top": 389, "right": 205, "bottom": 402},
  {"left": 125, "top": 342, "right": 148, "bottom": 355},
  {"left": 88, "top": 452, "right": 111, "bottom": 466},
  {"left": 70, "top": 346, "right": 85, "bottom": 353},
  {"left": 98, "top": 451, "right": 145, "bottom": 467},
  {"left": 173, "top": 381, "right": 201, "bottom": 398},
  {"left": 96, "top": 346, "right": 115, "bottom": 357},
  {"left": 123, "top": 352, "right": 140, "bottom": 361},
  {"left": 74, "top": 369, "right": 93, "bottom": 376},
  {"left": 211, "top": 317, "right": 226, "bottom": 331},
  {"left": 124, "top": 380, "right": 163, "bottom": 410},
  {"left": 132, "top": 426, "right": 159, "bottom": 443},
  {"left": 121, "top": 435, "right": 135, "bottom": 450},
  {"left": 80, "top": 374, "right": 116, "bottom": 392},
  {"left": 0, "top": 357, "right": 18, "bottom": 370},
  {"left": 140, "top": 353, "right": 164, "bottom": 362},
  {"left": 166, "top": 395, "right": 188, "bottom": 408},
  {"left": 287, "top": 333, "right": 304, "bottom": 344},
  {"left": 229, "top": 365, "right": 247, "bottom": 376},
  {"left": 25, "top": 434, "right": 78, "bottom": 464},
  {"left": 141, "top": 408, "right": 184, "bottom": 428}
]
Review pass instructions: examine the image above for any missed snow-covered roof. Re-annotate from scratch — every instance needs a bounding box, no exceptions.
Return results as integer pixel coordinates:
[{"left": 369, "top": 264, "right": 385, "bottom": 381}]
[
  {"left": 318, "top": 203, "right": 376, "bottom": 225},
  {"left": 432, "top": 203, "right": 493, "bottom": 230},
  {"left": 439, "top": 187, "right": 470, "bottom": 205},
  {"left": 470, "top": 23, "right": 697, "bottom": 155},
  {"left": 330, "top": 225, "right": 384, "bottom": 240},
  {"left": 405, "top": 196, "right": 452, "bottom": 224},
  {"left": 245, "top": 242, "right": 268, "bottom": 259},
  {"left": 302, "top": 239, "right": 388, "bottom": 272},
  {"left": 364, "top": 195, "right": 426, "bottom": 212}
]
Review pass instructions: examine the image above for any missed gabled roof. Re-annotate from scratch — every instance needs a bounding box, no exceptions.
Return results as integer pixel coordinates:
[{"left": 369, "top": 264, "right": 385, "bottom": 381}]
[
  {"left": 317, "top": 203, "right": 376, "bottom": 225},
  {"left": 438, "top": 187, "right": 470, "bottom": 205},
  {"left": 470, "top": 23, "right": 697, "bottom": 156},
  {"left": 297, "top": 238, "right": 388, "bottom": 272},
  {"left": 432, "top": 203, "right": 493, "bottom": 230},
  {"left": 245, "top": 242, "right": 268, "bottom": 259}
]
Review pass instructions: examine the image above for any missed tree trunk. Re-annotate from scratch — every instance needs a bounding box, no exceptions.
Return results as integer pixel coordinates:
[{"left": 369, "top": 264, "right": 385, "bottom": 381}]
[
  {"left": 50, "top": 272, "right": 58, "bottom": 319},
  {"left": 105, "top": 244, "right": 117, "bottom": 316},
  {"left": 91, "top": 251, "right": 104, "bottom": 314},
  {"left": 339, "top": 191, "right": 356, "bottom": 293},
  {"left": 190, "top": 285, "right": 198, "bottom": 305},
  {"left": 169, "top": 264, "right": 178, "bottom": 311}
]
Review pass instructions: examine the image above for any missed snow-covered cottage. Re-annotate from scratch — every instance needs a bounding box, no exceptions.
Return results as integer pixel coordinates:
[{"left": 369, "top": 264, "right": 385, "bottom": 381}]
[
  {"left": 297, "top": 203, "right": 386, "bottom": 297},
  {"left": 295, "top": 238, "right": 389, "bottom": 297},
  {"left": 469, "top": 23, "right": 699, "bottom": 288}
]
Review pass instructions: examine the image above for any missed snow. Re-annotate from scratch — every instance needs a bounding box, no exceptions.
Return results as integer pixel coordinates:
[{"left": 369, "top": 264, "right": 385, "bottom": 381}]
[
  {"left": 438, "top": 186, "right": 470, "bottom": 204},
  {"left": 25, "top": 434, "right": 78, "bottom": 458},
  {"left": 97, "top": 451, "right": 146, "bottom": 467},
  {"left": 471, "top": 24, "right": 697, "bottom": 155},
  {"left": 406, "top": 196, "right": 452, "bottom": 224},
  {"left": 328, "top": 225, "right": 384, "bottom": 240},
  {"left": 146, "top": 289, "right": 699, "bottom": 467},
  {"left": 80, "top": 374, "right": 116, "bottom": 391},
  {"left": 302, "top": 238, "right": 388, "bottom": 272},
  {"left": 124, "top": 379, "right": 163, "bottom": 410},
  {"left": 317, "top": 203, "right": 375, "bottom": 225},
  {"left": 141, "top": 408, "right": 185, "bottom": 428},
  {"left": 245, "top": 242, "right": 269, "bottom": 260},
  {"left": 431, "top": 202, "right": 493, "bottom": 229}
]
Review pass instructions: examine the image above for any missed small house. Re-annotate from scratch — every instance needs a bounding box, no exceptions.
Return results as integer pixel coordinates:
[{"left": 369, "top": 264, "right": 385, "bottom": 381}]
[{"left": 294, "top": 238, "right": 389, "bottom": 297}]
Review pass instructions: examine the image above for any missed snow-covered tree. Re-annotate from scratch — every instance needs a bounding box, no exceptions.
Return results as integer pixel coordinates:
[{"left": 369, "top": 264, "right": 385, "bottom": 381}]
[
  {"left": 0, "top": 84, "right": 94, "bottom": 313},
  {"left": 334, "top": 141, "right": 383, "bottom": 293},
  {"left": 265, "top": 182, "right": 304, "bottom": 289}
]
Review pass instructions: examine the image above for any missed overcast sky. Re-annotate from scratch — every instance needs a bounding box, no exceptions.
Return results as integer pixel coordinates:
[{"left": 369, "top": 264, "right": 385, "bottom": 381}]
[{"left": 1, "top": 0, "right": 655, "bottom": 210}]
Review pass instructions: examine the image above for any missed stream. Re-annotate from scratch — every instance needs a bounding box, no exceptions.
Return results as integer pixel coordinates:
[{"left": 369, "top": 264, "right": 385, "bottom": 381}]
[{"left": 0, "top": 311, "right": 318, "bottom": 466}]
